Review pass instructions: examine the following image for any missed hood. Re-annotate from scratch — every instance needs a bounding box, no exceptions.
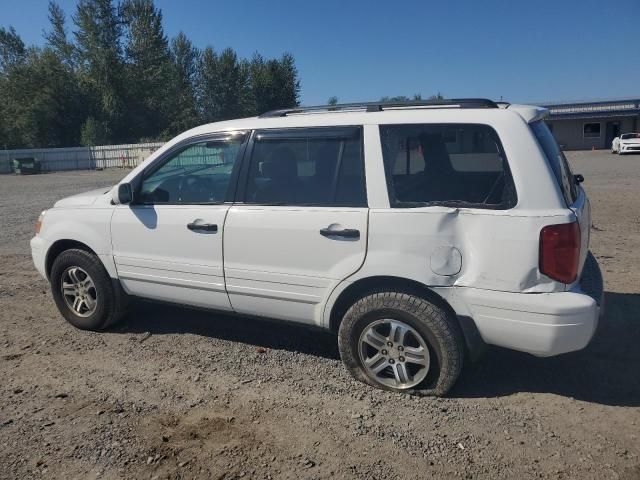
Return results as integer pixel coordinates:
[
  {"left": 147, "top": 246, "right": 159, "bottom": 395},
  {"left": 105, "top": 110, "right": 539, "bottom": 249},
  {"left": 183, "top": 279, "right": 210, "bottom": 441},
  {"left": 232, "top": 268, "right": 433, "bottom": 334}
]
[
  {"left": 620, "top": 138, "right": 640, "bottom": 144},
  {"left": 53, "top": 187, "right": 112, "bottom": 207}
]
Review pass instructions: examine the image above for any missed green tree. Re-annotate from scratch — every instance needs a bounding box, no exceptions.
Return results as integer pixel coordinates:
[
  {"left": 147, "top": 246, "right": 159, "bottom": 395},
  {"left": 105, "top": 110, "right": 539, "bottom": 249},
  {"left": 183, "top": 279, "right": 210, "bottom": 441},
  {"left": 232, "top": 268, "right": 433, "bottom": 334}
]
[
  {"left": 248, "top": 52, "right": 300, "bottom": 115},
  {"left": 73, "top": 0, "right": 125, "bottom": 143},
  {"left": 216, "top": 48, "right": 251, "bottom": 120},
  {"left": 1, "top": 48, "right": 84, "bottom": 148},
  {"left": 80, "top": 116, "right": 109, "bottom": 145},
  {"left": 0, "top": 26, "right": 27, "bottom": 147},
  {"left": 248, "top": 53, "right": 271, "bottom": 115},
  {"left": 168, "top": 31, "right": 200, "bottom": 134},
  {"left": 121, "top": 0, "right": 174, "bottom": 141},
  {"left": 45, "top": 1, "right": 75, "bottom": 66},
  {"left": 196, "top": 46, "right": 220, "bottom": 122},
  {"left": 196, "top": 47, "right": 254, "bottom": 123},
  {"left": 273, "top": 52, "right": 300, "bottom": 109},
  {"left": 0, "top": 26, "right": 26, "bottom": 72},
  {"left": 327, "top": 96, "right": 338, "bottom": 106},
  {"left": 0, "top": 0, "right": 303, "bottom": 148}
]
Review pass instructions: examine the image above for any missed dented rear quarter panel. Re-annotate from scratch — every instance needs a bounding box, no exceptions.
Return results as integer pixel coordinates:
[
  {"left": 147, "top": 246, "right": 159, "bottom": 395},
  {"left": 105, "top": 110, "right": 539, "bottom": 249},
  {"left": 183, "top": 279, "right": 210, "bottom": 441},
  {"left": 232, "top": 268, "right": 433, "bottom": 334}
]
[{"left": 323, "top": 114, "right": 577, "bottom": 327}]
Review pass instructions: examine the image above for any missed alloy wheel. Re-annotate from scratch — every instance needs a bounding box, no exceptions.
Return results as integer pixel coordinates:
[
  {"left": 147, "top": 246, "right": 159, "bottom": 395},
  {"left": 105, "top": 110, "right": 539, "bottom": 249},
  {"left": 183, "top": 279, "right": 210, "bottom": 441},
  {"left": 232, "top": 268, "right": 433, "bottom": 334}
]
[
  {"left": 358, "top": 318, "right": 431, "bottom": 389},
  {"left": 61, "top": 267, "right": 98, "bottom": 318}
]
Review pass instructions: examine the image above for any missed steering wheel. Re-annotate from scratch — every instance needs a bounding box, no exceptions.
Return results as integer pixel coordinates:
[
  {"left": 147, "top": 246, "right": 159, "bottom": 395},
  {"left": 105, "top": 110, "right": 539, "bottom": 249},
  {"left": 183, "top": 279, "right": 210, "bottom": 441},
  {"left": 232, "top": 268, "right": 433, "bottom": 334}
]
[{"left": 179, "top": 175, "right": 215, "bottom": 203}]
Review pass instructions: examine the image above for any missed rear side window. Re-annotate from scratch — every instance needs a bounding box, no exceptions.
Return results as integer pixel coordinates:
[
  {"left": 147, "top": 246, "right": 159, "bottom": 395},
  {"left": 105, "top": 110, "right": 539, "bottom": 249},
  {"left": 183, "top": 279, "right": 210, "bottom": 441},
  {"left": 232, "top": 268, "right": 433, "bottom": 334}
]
[
  {"left": 379, "top": 124, "right": 516, "bottom": 209},
  {"left": 245, "top": 127, "right": 366, "bottom": 207},
  {"left": 531, "top": 121, "right": 578, "bottom": 205}
]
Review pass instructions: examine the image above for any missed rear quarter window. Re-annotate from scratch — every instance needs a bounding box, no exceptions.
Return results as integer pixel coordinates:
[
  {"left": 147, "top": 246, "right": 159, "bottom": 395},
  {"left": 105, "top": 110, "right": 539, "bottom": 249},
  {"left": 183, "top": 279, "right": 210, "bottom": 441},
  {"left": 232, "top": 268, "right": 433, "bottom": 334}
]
[
  {"left": 379, "top": 123, "right": 517, "bottom": 209},
  {"left": 531, "top": 121, "right": 578, "bottom": 205}
]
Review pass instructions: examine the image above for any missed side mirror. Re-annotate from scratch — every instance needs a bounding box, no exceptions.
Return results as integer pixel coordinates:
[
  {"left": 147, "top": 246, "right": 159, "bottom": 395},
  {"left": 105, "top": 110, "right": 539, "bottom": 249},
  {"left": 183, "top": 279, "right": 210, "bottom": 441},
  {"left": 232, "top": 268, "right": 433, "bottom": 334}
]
[
  {"left": 113, "top": 183, "right": 134, "bottom": 204},
  {"left": 574, "top": 174, "right": 584, "bottom": 184}
]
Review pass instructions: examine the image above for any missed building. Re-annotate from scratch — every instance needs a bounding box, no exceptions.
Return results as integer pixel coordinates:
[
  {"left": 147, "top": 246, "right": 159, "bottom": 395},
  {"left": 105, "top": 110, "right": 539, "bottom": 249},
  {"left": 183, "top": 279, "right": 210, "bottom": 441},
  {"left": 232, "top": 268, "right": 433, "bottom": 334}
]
[{"left": 540, "top": 97, "right": 640, "bottom": 150}]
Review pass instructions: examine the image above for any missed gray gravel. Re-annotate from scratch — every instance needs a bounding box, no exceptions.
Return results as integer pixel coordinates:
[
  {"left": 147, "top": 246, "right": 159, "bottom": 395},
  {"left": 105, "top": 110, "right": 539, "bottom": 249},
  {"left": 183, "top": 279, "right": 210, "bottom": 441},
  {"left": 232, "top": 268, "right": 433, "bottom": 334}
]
[{"left": 0, "top": 153, "right": 639, "bottom": 479}]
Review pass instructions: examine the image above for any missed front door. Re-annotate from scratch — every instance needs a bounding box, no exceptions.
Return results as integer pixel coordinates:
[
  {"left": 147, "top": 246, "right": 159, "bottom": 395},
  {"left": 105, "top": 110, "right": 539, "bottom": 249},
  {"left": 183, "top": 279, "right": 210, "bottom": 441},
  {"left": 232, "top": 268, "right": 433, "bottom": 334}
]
[
  {"left": 111, "top": 132, "right": 247, "bottom": 310},
  {"left": 223, "top": 126, "right": 368, "bottom": 325}
]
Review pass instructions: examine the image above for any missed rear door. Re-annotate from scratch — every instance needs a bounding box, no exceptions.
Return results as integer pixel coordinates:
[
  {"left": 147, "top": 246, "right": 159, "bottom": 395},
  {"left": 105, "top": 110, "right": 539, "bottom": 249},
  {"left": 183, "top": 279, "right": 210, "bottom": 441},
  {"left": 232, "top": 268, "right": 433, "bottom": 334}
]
[{"left": 223, "top": 126, "right": 368, "bottom": 325}]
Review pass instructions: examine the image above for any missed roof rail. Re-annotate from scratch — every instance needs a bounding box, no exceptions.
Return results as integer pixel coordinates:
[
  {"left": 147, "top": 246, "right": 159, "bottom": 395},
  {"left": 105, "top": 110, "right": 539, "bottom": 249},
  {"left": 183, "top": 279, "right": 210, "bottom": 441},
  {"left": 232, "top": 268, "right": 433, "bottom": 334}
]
[{"left": 259, "top": 98, "right": 500, "bottom": 118}]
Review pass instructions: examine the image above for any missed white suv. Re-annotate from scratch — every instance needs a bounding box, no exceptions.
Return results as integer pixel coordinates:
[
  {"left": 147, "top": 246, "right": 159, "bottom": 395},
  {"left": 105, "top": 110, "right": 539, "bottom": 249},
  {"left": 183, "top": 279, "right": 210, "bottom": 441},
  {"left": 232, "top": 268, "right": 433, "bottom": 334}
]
[{"left": 30, "top": 99, "right": 603, "bottom": 396}]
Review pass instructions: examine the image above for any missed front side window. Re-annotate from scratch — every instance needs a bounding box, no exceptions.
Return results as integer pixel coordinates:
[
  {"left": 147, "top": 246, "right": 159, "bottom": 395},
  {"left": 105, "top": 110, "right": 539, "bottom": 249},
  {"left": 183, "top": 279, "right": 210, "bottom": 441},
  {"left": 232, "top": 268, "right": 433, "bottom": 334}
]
[
  {"left": 139, "top": 134, "right": 245, "bottom": 204},
  {"left": 379, "top": 123, "right": 516, "bottom": 209},
  {"left": 245, "top": 127, "right": 366, "bottom": 206}
]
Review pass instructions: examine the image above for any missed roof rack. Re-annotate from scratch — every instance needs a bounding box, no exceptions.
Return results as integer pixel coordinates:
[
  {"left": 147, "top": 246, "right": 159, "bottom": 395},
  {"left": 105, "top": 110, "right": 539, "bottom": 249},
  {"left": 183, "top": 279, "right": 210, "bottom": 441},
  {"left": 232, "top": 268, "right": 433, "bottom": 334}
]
[{"left": 259, "top": 98, "right": 500, "bottom": 118}]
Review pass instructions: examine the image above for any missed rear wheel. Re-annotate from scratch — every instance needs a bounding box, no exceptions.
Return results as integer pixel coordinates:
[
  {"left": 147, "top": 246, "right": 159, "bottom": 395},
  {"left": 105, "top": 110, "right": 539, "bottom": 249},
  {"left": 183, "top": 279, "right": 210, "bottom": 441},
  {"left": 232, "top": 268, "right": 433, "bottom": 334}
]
[
  {"left": 338, "top": 291, "right": 464, "bottom": 396},
  {"left": 50, "top": 249, "right": 128, "bottom": 331}
]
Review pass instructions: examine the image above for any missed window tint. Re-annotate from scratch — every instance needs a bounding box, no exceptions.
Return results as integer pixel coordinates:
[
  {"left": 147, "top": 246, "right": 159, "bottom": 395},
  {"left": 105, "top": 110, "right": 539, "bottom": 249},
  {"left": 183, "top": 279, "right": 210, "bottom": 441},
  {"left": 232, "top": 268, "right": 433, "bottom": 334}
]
[
  {"left": 379, "top": 124, "right": 516, "bottom": 208},
  {"left": 139, "top": 136, "right": 245, "bottom": 204},
  {"left": 531, "top": 120, "right": 578, "bottom": 205},
  {"left": 245, "top": 128, "right": 366, "bottom": 206}
]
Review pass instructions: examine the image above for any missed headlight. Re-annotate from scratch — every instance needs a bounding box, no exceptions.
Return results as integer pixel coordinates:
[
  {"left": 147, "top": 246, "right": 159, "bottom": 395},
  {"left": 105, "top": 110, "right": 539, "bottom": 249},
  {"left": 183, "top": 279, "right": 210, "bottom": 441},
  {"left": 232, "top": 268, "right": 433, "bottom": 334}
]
[{"left": 35, "top": 210, "right": 47, "bottom": 235}]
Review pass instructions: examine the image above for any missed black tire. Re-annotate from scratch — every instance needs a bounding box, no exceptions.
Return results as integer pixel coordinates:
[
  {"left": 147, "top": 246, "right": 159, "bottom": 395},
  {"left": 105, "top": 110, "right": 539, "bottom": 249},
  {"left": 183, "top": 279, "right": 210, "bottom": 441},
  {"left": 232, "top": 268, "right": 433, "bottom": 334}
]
[
  {"left": 337, "top": 291, "right": 464, "bottom": 396},
  {"left": 50, "top": 249, "right": 128, "bottom": 331}
]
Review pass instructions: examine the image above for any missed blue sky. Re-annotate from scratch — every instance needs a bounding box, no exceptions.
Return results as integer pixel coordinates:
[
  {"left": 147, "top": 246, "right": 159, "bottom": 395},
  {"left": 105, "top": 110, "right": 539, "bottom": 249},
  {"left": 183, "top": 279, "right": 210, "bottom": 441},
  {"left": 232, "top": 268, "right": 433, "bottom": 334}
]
[{"left": 2, "top": 0, "right": 638, "bottom": 105}]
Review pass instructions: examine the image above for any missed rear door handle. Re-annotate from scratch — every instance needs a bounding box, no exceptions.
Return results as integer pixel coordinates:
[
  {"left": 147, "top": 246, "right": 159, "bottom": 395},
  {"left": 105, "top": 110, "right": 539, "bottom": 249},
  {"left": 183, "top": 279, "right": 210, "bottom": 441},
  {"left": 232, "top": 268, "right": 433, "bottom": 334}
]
[
  {"left": 320, "top": 227, "right": 360, "bottom": 239},
  {"left": 187, "top": 222, "right": 218, "bottom": 232}
]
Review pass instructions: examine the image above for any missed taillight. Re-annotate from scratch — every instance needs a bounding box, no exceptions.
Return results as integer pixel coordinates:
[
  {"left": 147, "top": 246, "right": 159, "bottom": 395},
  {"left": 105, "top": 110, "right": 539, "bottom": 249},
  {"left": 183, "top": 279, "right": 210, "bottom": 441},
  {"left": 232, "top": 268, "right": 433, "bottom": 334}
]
[{"left": 539, "top": 222, "right": 581, "bottom": 283}]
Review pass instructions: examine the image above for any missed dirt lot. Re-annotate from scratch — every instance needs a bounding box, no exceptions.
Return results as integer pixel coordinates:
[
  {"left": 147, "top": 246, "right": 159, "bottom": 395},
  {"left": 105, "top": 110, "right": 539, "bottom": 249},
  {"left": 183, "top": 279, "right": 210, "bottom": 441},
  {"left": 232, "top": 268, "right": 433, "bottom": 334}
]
[{"left": 0, "top": 152, "right": 639, "bottom": 480}]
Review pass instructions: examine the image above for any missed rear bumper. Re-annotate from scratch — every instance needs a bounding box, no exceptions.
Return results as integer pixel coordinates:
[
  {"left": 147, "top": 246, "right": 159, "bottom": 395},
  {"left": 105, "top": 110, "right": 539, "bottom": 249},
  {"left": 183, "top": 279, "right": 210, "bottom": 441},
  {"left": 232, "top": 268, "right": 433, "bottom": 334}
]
[{"left": 458, "top": 257, "right": 604, "bottom": 357}]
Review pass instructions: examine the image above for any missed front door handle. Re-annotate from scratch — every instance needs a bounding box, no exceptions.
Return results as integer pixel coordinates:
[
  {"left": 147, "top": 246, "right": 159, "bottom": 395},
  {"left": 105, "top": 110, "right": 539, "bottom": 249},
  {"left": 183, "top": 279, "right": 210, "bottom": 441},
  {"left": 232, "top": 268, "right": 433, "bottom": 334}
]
[
  {"left": 320, "top": 227, "right": 360, "bottom": 239},
  {"left": 187, "top": 222, "right": 218, "bottom": 232}
]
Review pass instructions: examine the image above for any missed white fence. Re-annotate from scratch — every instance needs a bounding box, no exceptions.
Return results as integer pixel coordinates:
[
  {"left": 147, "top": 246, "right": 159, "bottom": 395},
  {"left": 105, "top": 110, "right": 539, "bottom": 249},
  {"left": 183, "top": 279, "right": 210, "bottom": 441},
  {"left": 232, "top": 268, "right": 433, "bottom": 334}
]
[{"left": 0, "top": 142, "right": 165, "bottom": 174}]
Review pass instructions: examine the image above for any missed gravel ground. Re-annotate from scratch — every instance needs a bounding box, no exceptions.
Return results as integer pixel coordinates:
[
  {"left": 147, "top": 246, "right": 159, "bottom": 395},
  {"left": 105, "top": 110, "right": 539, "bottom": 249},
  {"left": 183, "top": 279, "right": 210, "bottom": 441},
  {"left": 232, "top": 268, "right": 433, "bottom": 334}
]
[{"left": 0, "top": 153, "right": 639, "bottom": 480}]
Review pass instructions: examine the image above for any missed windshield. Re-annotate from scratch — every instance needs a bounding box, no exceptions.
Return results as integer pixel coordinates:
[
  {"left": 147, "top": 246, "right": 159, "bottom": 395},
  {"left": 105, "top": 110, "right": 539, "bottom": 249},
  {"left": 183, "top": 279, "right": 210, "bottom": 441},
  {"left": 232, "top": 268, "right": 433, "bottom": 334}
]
[
  {"left": 621, "top": 133, "right": 640, "bottom": 140},
  {"left": 530, "top": 121, "right": 578, "bottom": 205}
]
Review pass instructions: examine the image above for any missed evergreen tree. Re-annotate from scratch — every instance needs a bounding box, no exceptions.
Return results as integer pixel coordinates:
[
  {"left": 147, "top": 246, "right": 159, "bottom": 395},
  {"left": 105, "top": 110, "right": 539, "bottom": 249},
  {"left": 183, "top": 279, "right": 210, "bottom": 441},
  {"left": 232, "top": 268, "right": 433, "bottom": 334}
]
[
  {"left": 73, "top": 0, "right": 125, "bottom": 143},
  {"left": 274, "top": 52, "right": 300, "bottom": 109},
  {"left": 2, "top": 48, "right": 84, "bottom": 148},
  {"left": 0, "top": 26, "right": 26, "bottom": 72},
  {"left": 216, "top": 48, "right": 251, "bottom": 120},
  {"left": 121, "top": 0, "right": 173, "bottom": 140},
  {"left": 169, "top": 31, "right": 200, "bottom": 134},
  {"left": 0, "top": 0, "right": 303, "bottom": 148},
  {"left": 196, "top": 46, "right": 220, "bottom": 122},
  {"left": 0, "top": 26, "right": 26, "bottom": 147},
  {"left": 45, "top": 2, "right": 75, "bottom": 66},
  {"left": 248, "top": 53, "right": 271, "bottom": 115},
  {"left": 248, "top": 52, "right": 300, "bottom": 115}
]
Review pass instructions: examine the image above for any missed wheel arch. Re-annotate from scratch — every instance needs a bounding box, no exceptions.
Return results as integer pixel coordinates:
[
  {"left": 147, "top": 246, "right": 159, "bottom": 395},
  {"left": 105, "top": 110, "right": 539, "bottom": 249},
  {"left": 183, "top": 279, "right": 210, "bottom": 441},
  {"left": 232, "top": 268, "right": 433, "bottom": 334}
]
[
  {"left": 326, "top": 275, "right": 486, "bottom": 361},
  {"left": 45, "top": 239, "right": 98, "bottom": 280}
]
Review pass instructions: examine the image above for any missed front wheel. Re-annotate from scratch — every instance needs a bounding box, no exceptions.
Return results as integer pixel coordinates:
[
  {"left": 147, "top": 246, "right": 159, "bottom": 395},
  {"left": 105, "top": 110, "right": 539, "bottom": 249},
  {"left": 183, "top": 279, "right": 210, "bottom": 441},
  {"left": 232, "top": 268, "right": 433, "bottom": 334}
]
[
  {"left": 338, "top": 292, "right": 464, "bottom": 396},
  {"left": 50, "top": 249, "right": 128, "bottom": 331}
]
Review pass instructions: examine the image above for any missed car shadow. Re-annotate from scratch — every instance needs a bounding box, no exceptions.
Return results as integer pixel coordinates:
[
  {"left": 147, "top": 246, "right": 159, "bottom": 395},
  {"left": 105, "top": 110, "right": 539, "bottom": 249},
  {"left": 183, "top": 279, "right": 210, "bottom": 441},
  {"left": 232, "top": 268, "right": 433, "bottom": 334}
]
[
  {"left": 114, "top": 292, "right": 639, "bottom": 407},
  {"left": 453, "top": 291, "right": 640, "bottom": 407},
  {"left": 115, "top": 300, "right": 340, "bottom": 360}
]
